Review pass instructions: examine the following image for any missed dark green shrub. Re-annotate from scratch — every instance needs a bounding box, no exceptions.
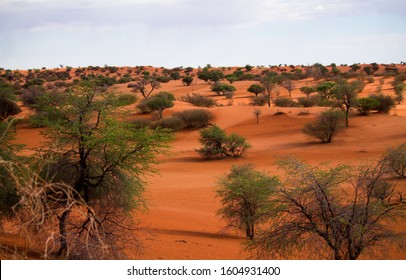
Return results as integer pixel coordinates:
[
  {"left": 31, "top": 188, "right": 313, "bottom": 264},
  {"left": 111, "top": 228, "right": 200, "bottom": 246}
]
[
  {"left": 131, "top": 118, "right": 152, "bottom": 128},
  {"left": 302, "top": 109, "right": 345, "bottom": 143},
  {"left": 369, "top": 94, "right": 395, "bottom": 114},
  {"left": 143, "top": 92, "right": 175, "bottom": 119},
  {"left": 136, "top": 98, "right": 152, "bottom": 114},
  {"left": 180, "top": 93, "right": 216, "bottom": 107},
  {"left": 274, "top": 97, "right": 295, "bottom": 107},
  {"left": 117, "top": 94, "right": 138, "bottom": 105},
  {"left": 150, "top": 116, "right": 186, "bottom": 131},
  {"left": 157, "top": 75, "right": 171, "bottom": 83},
  {"left": 296, "top": 95, "right": 319, "bottom": 107},
  {"left": 356, "top": 97, "right": 380, "bottom": 115},
  {"left": 211, "top": 83, "right": 236, "bottom": 95},
  {"left": 250, "top": 95, "right": 268, "bottom": 106},
  {"left": 0, "top": 98, "right": 21, "bottom": 120},
  {"left": 182, "top": 76, "right": 194, "bottom": 86},
  {"left": 173, "top": 109, "right": 213, "bottom": 129}
]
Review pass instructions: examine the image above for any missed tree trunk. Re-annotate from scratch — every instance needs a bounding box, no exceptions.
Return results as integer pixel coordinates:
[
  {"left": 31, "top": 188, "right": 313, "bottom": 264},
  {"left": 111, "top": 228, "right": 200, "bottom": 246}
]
[{"left": 57, "top": 209, "right": 71, "bottom": 257}]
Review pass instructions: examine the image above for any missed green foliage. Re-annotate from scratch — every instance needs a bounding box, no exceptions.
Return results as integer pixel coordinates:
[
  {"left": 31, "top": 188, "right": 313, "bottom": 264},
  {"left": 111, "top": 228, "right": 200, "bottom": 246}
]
[
  {"left": 225, "top": 74, "right": 238, "bottom": 84},
  {"left": 332, "top": 79, "right": 361, "bottom": 127},
  {"left": 143, "top": 92, "right": 175, "bottom": 119},
  {"left": 316, "top": 81, "right": 336, "bottom": 100},
  {"left": 197, "top": 125, "right": 251, "bottom": 159},
  {"left": 217, "top": 164, "right": 279, "bottom": 239},
  {"left": 0, "top": 98, "right": 21, "bottom": 120},
  {"left": 179, "top": 93, "right": 216, "bottom": 107},
  {"left": 356, "top": 97, "right": 380, "bottom": 115},
  {"left": 211, "top": 83, "right": 236, "bottom": 96},
  {"left": 173, "top": 109, "right": 213, "bottom": 129},
  {"left": 300, "top": 86, "right": 316, "bottom": 98},
  {"left": 245, "top": 64, "right": 253, "bottom": 71},
  {"left": 117, "top": 94, "right": 138, "bottom": 106},
  {"left": 250, "top": 94, "right": 268, "bottom": 106},
  {"left": 247, "top": 84, "right": 265, "bottom": 96},
  {"left": 182, "top": 75, "right": 194, "bottom": 86},
  {"left": 303, "top": 109, "right": 345, "bottom": 143},
  {"left": 150, "top": 116, "right": 186, "bottom": 131},
  {"left": 274, "top": 97, "right": 295, "bottom": 107},
  {"left": 369, "top": 94, "right": 395, "bottom": 114}
]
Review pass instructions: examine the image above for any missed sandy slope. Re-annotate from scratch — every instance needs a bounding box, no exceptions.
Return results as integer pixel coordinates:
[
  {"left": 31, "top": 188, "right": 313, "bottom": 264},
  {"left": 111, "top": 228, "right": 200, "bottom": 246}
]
[{"left": 10, "top": 71, "right": 406, "bottom": 260}]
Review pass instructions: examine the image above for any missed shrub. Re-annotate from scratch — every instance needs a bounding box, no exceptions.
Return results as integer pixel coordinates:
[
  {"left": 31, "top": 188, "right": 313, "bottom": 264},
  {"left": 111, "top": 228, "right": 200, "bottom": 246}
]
[
  {"left": 179, "top": 93, "right": 216, "bottom": 107},
  {"left": 20, "top": 85, "right": 46, "bottom": 106},
  {"left": 150, "top": 116, "right": 186, "bottom": 131},
  {"left": 302, "top": 109, "right": 345, "bottom": 143},
  {"left": 0, "top": 98, "right": 21, "bottom": 120},
  {"left": 356, "top": 97, "right": 380, "bottom": 115},
  {"left": 156, "top": 75, "right": 171, "bottom": 83},
  {"left": 117, "top": 94, "right": 138, "bottom": 105},
  {"left": 383, "top": 142, "right": 406, "bottom": 178},
  {"left": 274, "top": 97, "right": 295, "bottom": 107},
  {"left": 197, "top": 125, "right": 250, "bottom": 159},
  {"left": 136, "top": 98, "right": 152, "bottom": 114},
  {"left": 250, "top": 94, "right": 268, "bottom": 106},
  {"left": 211, "top": 83, "right": 236, "bottom": 95},
  {"left": 131, "top": 118, "right": 152, "bottom": 128},
  {"left": 224, "top": 91, "right": 234, "bottom": 99},
  {"left": 296, "top": 95, "right": 320, "bottom": 107},
  {"left": 369, "top": 94, "right": 395, "bottom": 114},
  {"left": 182, "top": 76, "right": 194, "bottom": 86},
  {"left": 173, "top": 109, "right": 213, "bottom": 129}
]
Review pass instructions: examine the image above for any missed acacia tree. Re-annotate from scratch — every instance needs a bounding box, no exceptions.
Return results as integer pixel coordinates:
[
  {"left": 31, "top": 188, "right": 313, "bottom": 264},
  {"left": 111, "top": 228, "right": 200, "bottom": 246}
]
[
  {"left": 332, "top": 80, "right": 362, "bottom": 127},
  {"left": 281, "top": 79, "right": 295, "bottom": 97},
  {"left": 130, "top": 76, "right": 160, "bottom": 99},
  {"left": 217, "top": 164, "right": 279, "bottom": 239},
  {"left": 247, "top": 158, "right": 405, "bottom": 260},
  {"left": 260, "top": 75, "right": 277, "bottom": 107},
  {"left": 144, "top": 92, "right": 175, "bottom": 119},
  {"left": 247, "top": 84, "right": 265, "bottom": 97},
  {"left": 34, "top": 81, "right": 172, "bottom": 258}
]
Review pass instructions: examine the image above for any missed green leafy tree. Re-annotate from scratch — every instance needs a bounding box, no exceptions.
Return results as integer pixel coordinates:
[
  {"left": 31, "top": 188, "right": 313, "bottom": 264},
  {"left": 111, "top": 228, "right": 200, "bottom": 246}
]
[
  {"left": 217, "top": 164, "right": 279, "bottom": 239},
  {"left": 247, "top": 158, "right": 405, "bottom": 260},
  {"left": 316, "top": 81, "right": 336, "bottom": 100},
  {"left": 33, "top": 80, "right": 172, "bottom": 258},
  {"left": 247, "top": 84, "right": 265, "bottom": 96},
  {"left": 300, "top": 86, "right": 316, "bottom": 98},
  {"left": 394, "top": 82, "right": 404, "bottom": 104},
  {"left": 144, "top": 92, "right": 175, "bottom": 119},
  {"left": 332, "top": 80, "right": 362, "bottom": 127},
  {"left": 260, "top": 74, "right": 277, "bottom": 107}
]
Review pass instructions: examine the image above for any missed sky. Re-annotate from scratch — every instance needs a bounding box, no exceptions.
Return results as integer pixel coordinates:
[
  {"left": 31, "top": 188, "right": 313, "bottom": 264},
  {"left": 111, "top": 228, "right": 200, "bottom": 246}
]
[{"left": 0, "top": 0, "right": 405, "bottom": 69}]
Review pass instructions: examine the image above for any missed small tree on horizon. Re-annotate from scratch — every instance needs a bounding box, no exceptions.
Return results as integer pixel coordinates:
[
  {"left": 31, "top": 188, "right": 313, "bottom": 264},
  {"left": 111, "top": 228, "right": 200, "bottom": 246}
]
[{"left": 247, "top": 84, "right": 265, "bottom": 97}]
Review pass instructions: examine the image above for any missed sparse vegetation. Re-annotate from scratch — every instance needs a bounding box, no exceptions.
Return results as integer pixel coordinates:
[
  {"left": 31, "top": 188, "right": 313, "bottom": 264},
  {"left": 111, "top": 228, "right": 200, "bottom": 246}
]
[
  {"left": 302, "top": 109, "right": 345, "bottom": 143},
  {"left": 197, "top": 125, "right": 250, "bottom": 159},
  {"left": 180, "top": 93, "right": 216, "bottom": 107}
]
